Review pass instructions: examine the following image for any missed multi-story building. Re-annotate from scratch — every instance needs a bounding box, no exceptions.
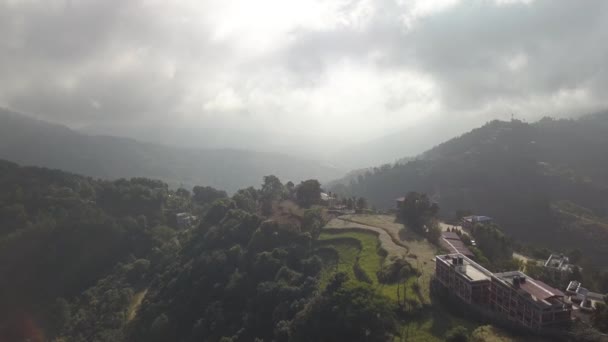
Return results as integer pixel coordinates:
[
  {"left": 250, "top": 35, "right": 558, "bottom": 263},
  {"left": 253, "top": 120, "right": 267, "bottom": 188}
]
[
  {"left": 435, "top": 254, "right": 492, "bottom": 305},
  {"left": 435, "top": 254, "right": 572, "bottom": 331},
  {"left": 490, "top": 271, "right": 571, "bottom": 330}
]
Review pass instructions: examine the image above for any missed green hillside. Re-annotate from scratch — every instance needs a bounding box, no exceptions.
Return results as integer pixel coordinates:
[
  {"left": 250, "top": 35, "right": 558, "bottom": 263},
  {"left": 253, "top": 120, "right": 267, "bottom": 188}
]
[{"left": 330, "top": 114, "right": 608, "bottom": 268}]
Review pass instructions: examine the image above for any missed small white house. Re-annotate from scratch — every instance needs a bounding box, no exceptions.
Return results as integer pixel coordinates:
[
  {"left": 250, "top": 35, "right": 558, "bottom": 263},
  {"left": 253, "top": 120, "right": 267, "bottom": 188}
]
[{"left": 176, "top": 212, "right": 197, "bottom": 229}]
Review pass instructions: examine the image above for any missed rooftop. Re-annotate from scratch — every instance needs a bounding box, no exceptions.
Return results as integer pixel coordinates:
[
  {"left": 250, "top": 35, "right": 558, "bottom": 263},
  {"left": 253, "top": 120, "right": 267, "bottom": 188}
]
[
  {"left": 437, "top": 254, "right": 492, "bottom": 282},
  {"left": 494, "top": 271, "right": 566, "bottom": 307},
  {"left": 463, "top": 215, "right": 493, "bottom": 223},
  {"left": 440, "top": 234, "right": 474, "bottom": 257},
  {"left": 567, "top": 281, "right": 606, "bottom": 302},
  {"left": 544, "top": 254, "right": 571, "bottom": 270}
]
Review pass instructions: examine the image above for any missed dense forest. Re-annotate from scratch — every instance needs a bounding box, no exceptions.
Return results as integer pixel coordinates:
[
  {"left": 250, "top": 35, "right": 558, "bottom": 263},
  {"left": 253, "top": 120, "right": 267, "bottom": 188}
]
[
  {"left": 0, "top": 161, "right": 398, "bottom": 341},
  {"left": 330, "top": 113, "right": 608, "bottom": 268},
  {"left": 0, "top": 108, "right": 343, "bottom": 193},
  {"left": 2, "top": 159, "right": 607, "bottom": 341}
]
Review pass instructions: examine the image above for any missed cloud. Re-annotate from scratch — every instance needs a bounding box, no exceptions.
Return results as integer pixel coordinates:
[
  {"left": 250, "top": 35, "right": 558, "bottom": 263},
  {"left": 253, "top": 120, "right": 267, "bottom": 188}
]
[{"left": 1, "top": 0, "right": 607, "bottom": 164}]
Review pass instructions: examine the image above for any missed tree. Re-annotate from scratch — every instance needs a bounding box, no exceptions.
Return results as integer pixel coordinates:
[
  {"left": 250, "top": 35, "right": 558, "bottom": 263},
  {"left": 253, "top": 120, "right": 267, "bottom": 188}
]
[
  {"left": 567, "top": 248, "right": 582, "bottom": 264},
  {"left": 291, "top": 275, "right": 398, "bottom": 342},
  {"left": 285, "top": 181, "right": 295, "bottom": 199},
  {"left": 398, "top": 192, "right": 438, "bottom": 233},
  {"left": 445, "top": 325, "right": 469, "bottom": 342},
  {"left": 193, "top": 186, "right": 227, "bottom": 206},
  {"left": 150, "top": 313, "right": 171, "bottom": 342},
  {"left": 176, "top": 188, "right": 191, "bottom": 198},
  {"left": 295, "top": 180, "right": 321, "bottom": 208},
  {"left": 346, "top": 198, "right": 355, "bottom": 210},
  {"left": 261, "top": 175, "right": 284, "bottom": 215},
  {"left": 461, "top": 233, "right": 472, "bottom": 246},
  {"left": 233, "top": 190, "right": 257, "bottom": 213},
  {"left": 204, "top": 198, "right": 235, "bottom": 225},
  {"left": 0, "top": 203, "right": 28, "bottom": 234},
  {"left": 426, "top": 223, "right": 442, "bottom": 244},
  {"left": 592, "top": 297, "right": 608, "bottom": 333},
  {"left": 470, "top": 223, "right": 513, "bottom": 262},
  {"left": 261, "top": 175, "right": 284, "bottom": 200},
  {"left": 356, "top": 197, "right": 368, "bottom": 210},
  {"left": 302, "top": 208, "right": 325, "bottom": 239}
]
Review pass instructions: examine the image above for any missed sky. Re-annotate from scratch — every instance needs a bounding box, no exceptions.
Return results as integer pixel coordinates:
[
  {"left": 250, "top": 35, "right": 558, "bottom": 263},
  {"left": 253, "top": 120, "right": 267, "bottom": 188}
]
[{"left": 1, "top": 0, "right": 608, "bottom": 167}]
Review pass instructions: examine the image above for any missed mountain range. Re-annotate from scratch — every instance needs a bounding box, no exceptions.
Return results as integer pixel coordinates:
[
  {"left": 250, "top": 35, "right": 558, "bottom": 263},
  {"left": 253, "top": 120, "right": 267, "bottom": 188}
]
[{"left": 0, "top": 108, "right": 344, "bottom": 193}]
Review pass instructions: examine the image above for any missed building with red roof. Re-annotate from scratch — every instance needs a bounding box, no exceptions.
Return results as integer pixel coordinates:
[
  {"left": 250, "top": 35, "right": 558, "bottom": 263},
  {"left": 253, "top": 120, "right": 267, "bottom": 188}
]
[
  {"left": 491, "top": 271, "right": 571, "bottom": 330},
  {"left": 435, "top": 254, "right": 572, "bottom": 331}
]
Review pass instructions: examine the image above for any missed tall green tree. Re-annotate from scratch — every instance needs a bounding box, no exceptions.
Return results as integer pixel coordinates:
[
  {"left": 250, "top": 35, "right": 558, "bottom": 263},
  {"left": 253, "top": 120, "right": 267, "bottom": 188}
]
[
  {"left": 192, "top": 186, "right": 227, "bottom": 206},
  {"left": 261, "top": 175, "right": 284, "bottom": 215},
  {"left": 356, "top": 197, "right": 368, "bottom": 210},
  {"left": 398, "top": 192, "right": 438, "bottom": 233},
  {"left": 295, "top": 180, "right": 321, "bottom": 208},
  {"left": 592, "top": 296, "right": 608, "bottom": 333}
]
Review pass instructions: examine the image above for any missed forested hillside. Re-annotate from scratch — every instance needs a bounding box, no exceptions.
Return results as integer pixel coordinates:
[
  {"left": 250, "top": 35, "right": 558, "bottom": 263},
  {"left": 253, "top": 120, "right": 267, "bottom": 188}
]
[
  {"left": 331, "top": 114, "right": 608, "bottom": 267},
  {"left": 0, "top": 161, "right": 401, "bottom": 342},
  {"left": 0, "top": 109, "right": 343, "bottom": 193}
]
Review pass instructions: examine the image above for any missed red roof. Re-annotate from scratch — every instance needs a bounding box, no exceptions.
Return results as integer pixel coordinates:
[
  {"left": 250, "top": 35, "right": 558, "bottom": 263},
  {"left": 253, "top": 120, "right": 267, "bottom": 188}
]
[
  {"left": 441, "top": 237, "right": 474, "bottom": 257},
  {"left": 519, "top": 279, "right": 564, "bottom": 300}
]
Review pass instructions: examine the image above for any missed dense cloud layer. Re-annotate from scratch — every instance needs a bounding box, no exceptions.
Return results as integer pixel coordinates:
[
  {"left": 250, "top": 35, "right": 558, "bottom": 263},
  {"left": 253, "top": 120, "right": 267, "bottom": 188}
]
[{"left": 1, "top": 0, "right": 607, "bottom": 166}]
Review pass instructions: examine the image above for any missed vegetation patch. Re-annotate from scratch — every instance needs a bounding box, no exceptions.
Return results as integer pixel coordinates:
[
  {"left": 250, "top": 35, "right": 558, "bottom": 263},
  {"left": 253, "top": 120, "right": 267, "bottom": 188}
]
[
  {"left": 317, "top": 230, "right": 423, "bottom": 306},
  {"left": 330, "top": 214, "right": 439, "bottom": 303},
  {"left": 127, "top": 288, "right": 148, "bottom": 322}
]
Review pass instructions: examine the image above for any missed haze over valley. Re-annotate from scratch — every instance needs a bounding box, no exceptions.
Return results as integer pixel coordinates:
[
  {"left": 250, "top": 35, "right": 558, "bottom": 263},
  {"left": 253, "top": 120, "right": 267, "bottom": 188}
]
[
  {"left": 3, "top": 1, "right": 608, "bottom": 168},
  {"left": 2, "top": 1, "right": 608, "bottom": 341}
]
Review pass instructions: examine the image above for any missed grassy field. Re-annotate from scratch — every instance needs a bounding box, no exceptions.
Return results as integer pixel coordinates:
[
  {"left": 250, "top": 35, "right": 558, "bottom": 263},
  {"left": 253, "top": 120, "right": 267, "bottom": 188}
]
[
  {"left": 394, "top": 306, "right": 478, "bottom": 342},
  {"left": 332, "top": 214, "right": 440, "bottom": 303},
  {"left": 317, "top": 230, "right": 422, "bottom": 304}
]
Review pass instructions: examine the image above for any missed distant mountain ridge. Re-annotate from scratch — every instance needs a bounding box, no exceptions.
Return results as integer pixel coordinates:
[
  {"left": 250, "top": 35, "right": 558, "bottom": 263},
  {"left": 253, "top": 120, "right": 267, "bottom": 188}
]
[
  {"left": 331, "top": 113, "right": 608, "bottom": 266},
  {"left": 0, "top": 108, "right": 344, "bottom": 192}
]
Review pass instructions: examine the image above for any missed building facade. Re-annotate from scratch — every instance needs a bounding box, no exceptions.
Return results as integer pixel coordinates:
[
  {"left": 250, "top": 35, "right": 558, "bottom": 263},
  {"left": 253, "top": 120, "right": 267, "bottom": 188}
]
[
  {"left": 490, "top": 271, "right": 572, "bottom": 330},
  {"left": 435, "top": 254, "right": 492, "bottom": 306},
  {"left": 435, "top": 254, "right": 572, "bottom": 331}
]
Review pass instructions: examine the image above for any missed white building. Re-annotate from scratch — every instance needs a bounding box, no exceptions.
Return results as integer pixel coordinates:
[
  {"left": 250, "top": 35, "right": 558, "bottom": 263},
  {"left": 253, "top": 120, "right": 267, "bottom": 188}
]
[
  {"left": 176, "top": 212, "right": 197, "bottom": 229},
  {"left": 566, "top": 281, "right": 606, "bottom": 312}
]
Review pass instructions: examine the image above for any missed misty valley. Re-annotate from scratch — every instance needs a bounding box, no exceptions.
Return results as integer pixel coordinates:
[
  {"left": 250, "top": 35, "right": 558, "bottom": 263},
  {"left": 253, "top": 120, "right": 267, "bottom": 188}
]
[{"left": 2, "top": 1, "right": 608, "bottom": 341}]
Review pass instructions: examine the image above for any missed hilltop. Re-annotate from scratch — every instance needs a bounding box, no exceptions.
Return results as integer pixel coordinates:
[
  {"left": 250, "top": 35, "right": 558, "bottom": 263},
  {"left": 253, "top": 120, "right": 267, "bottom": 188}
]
[{"left": 330, "top": 113, "right": 608, "bottom": 267}]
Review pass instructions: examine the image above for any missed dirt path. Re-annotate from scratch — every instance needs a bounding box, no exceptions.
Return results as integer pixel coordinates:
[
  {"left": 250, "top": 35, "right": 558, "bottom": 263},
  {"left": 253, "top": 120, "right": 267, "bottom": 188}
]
[
  {"left": 127, "top": 288, "right": 148, "bottom": 322},
  {"left": 324, "top": 217, "right": 408, "bottom": 260},
  {"left": 339, "top": 217, "right": 411, "bottom": 252}
]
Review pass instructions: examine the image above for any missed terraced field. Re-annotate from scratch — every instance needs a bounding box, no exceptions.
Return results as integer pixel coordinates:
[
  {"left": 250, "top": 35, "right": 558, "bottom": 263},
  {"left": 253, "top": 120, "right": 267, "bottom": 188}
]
[
  {"left": 316, "top": 230, "right": 421, "bottom": 305},
  {"left": 324, "top": 214, "right": 440, "bottom": 303},
  {"left": 319, "top": 215, "right": 514, "bottom": 341}
]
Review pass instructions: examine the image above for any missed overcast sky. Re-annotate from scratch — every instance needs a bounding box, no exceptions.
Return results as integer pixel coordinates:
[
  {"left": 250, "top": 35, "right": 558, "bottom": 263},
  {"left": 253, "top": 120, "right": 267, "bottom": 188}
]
[{"left": 1, "top": 0, "right": 608, "bottom": 165}]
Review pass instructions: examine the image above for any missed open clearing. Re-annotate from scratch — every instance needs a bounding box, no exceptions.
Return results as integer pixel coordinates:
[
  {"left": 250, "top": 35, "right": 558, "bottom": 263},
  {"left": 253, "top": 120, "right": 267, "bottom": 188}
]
[
  {"left": 127, "top": 288, "right": 148, "bottom": 322},
  {"left": 326, "top": 214, "right": 440, "bottom": 303},
  {"left": 317, "top": 230, "right": 422, "bottom": 304}
]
